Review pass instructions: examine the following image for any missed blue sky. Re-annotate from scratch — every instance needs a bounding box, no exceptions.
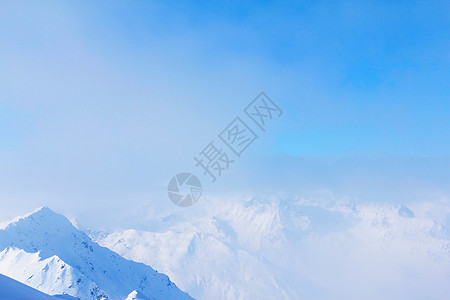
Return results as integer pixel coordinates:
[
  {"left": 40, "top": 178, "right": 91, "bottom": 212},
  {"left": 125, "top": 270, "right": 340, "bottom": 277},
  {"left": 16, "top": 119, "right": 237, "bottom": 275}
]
[{"left": 0, "top": 1, "right": 449, "bottom": 228}]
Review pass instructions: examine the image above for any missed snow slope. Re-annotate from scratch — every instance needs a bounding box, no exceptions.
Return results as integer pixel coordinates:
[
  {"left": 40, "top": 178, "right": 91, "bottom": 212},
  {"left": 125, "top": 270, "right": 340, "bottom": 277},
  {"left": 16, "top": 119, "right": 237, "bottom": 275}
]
[
  {"left": 0, "top": 273, "right": 71, "bottom": 300},
  {"left": 0, "top": 207, "right": 193, "bottom": 300},
  {"left": 0, "top": 247, "right": 104, "bottom": 298},
  {"left": 93, "top": 196, "right": 450, "bottom": 300}
]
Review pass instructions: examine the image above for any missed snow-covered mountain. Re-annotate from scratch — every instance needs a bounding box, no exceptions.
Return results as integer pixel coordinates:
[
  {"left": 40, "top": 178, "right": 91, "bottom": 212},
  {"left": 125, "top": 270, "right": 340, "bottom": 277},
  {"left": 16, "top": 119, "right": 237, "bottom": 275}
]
[
  {"left": 0, "top": 207, "right": 193, "bottom": 300},
  {"left": 92, "top": 196, "right": 450, "bottom": 300},
  {"left": 1, "top": 197, "right": 449, "bottom": 300},
  {"left": 0, "top": 273, "right": 73, "bottom": 300}
]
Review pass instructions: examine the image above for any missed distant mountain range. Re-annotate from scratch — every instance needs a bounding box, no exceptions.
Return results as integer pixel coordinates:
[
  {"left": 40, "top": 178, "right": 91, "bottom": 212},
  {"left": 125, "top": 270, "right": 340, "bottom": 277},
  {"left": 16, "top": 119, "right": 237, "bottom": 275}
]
[{"left": 93, "top": 196, "right": 450, "bottom": 300}]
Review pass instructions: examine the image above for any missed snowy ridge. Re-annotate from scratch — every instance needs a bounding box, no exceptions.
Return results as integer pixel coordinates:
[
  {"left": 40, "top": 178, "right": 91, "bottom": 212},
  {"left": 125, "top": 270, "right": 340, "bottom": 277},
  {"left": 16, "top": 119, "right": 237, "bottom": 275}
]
[
  {"left": 0, "top": 273, "right": 77, "bottom": 300},
  {"left": 0, "top": 247, "right": 105, "bottom": 298},
  {"left": 0, "top": 207, "right": 193, "bottom": 300}
]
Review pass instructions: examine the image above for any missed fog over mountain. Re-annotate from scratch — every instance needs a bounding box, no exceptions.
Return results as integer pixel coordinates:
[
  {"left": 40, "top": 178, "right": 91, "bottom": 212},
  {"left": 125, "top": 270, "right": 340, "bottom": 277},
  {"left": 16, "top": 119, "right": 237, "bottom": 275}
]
[{"left": 94, "top": 195, "right": 450, "bottom": 300}]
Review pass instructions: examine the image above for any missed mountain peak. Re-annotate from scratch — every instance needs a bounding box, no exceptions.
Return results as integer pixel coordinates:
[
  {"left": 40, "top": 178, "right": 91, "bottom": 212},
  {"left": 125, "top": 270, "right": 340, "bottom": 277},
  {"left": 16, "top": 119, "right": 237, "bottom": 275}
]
[
  {"left": 0, "top": 206, "right": 69, "bottom": 231},
  {"left": 0, "top": 206, "right": 80, "bottom": 259},
  {"left": 31, "top": 205, "right": 52, "bottom": 213},
  {"left": 2, "top": 206, "right": 74, "bottom": 232},
  {"left": 0, "top": 208, "right": 194, "bottom": 300},
  {"left": 27, "top": 206, "right": 63, "bottom": 218}
]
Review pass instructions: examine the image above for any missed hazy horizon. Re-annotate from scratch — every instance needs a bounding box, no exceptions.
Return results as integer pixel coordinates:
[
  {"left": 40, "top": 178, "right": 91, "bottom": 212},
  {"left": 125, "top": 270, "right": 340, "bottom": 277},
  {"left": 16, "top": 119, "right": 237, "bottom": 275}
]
[{"left": 1, "top": 1, "right": 449, "bottom": 230}]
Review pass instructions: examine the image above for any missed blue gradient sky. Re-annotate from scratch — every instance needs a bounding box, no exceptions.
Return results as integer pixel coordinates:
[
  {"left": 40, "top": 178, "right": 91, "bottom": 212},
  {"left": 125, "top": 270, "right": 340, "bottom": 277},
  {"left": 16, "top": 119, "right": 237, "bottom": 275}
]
[{"left": 0, "top": 1, "right": 449, "bottom": 228}]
